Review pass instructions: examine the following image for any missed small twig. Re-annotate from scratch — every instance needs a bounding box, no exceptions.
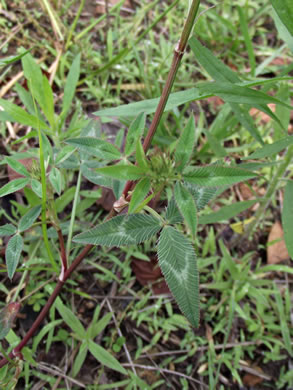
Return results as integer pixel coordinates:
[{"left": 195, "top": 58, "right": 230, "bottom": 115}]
[
  {"left": 122, "top": 363, "right": 209, "bottom": 388},
  {"left": 38, "top": 362, "right": 86, "bottom": 388}
]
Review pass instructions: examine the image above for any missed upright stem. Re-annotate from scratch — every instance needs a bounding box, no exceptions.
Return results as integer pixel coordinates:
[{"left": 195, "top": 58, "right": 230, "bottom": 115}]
[
  {"left": 123, "top": 0, "right": 200, "bottom": 197},
  {"left": 243, "top": 145, "right": 293, "bottom": 240},
  {"left": 0, "top": 0, "right": 201, "bottom": 369}
]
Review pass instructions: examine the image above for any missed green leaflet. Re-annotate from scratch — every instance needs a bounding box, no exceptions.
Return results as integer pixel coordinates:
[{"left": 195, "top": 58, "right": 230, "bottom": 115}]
[
  {"left": 175, "top": 116, "right": 196, "bottom": 171},
  {"left": 165, "top": 198, "right": 183, "bottom": 224},
  {"left": 198, "top": 200, "right": 259, "bottom": 224},
  {"left": 174, "top": 182, "right": 197, "bottom": 237},
  {"left": 6, "top": 234, "right": 23, "bottom": 280},
  {"left": 49, "top": 167, "right": 62, "bottom": 195},
  {"left": 282, "top": 180, "right": 293, "bottom": 259},
  {"left": 95, "top": 164, "right": 146, "bottom": 181},
  {"left": 73, "top": 214, "right": 162, "bottom": 246},
  {"left": 18, "top": 205, "right": 42, "bottom": 232},
  {"left": 128, "top": 178, "right": 151, "bottom": 213},
  {"left": 0, "top": 224, "right": 17, "bottom": 237},
  {"left": 185, "top": 183, "right": 220, "bottom": 210},
  {"left": 0, "top": 178, "right": 30, "bottom": 197},
  {"left": 125, "top": 113, "right": 146, "bottom": 156},
  {"left": 66, "top": 137, "right": 121, "bottom": 160},
  {"left": 0, "top": 49, "right": 30, "bottom": 67},
  {"left": 5, "top": 157, "right": 30, "bottom": 177},
  {"left": 157, "top": 226, "right": 199, "bottom": 328},
  {"left": 183, "top": 165, "right": 256, "bottom": 187},
  {"left": 242, "top": 136, "right": 293, "bottom": 160}
]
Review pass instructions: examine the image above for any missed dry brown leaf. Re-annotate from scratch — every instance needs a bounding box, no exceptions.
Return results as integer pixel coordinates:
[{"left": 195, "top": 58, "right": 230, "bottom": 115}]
[
  {"left": 238, "top": 183, "right": 253, "bottom": 200},
  {"left": 267, "top": 221, "right": 289, "bottom": 264},
  {"left": 243, "top": 372, "right": 263, "bottom": 386}
]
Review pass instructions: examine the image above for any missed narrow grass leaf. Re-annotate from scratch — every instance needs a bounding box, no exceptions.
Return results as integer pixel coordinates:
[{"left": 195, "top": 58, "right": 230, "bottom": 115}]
[
  {"left": 274, "top": 285, "right": 293, "bottom": 356},
  {"left": 270, "top": 0, "right": 293, "bottom": 37},
  {"left": 175, "top": 116, "right": 196, "bottom": 171},
  {"left": 157, "top": 226, "right": 199, "bottom": 328},
  {"left": 0, "top": 178, "right": 29, "bottom": 197},
  {"left": 42, "top": 75, "right": 55, "bottom": 126},
  {"left": 21, "top": 53, "right": 46, "bottom": 114},
  {"left": 0, "top": 99, "right": 48, "bottom": 129},
  {"left": 95, "top": 164, "right": 146, "bottom": 181},
  {"left": 183, "top": 166, "right": 256, "bottom": 186},
  {"left": 282, "top": 180, "right": 293, "bottom": 259},
  {"left": 6, "top": 234, "right": 23, "bottom": 280},
  {"left": 73, "top": 214, "right": 161, "bottom": 246},
  {"left": 197, "top": 81, "right": 292, "bottom": 109},
  {"left": 0, "top": 224, "right": 17, "bottom": 237},
  {"left": 61, "top": 53, "right": 81, "bottom": 117},
  {"left": 243, "top": 136, "right": 293, "bottom": 160},
  {"left": 128, "top": 178, "right": 151, "bottom": 213},
  {"left": 174, "top": 182, "right": 197, "bottom": 236},
  {"left": 0, "top": 49, "right": 30, "bottom": 67},
  {"left": 55, "top": 301, "right": 86, "bottom": 338},
  {"left": 199, "top": 200, "right": 259, "bottom": 224},
  {"left": 66, "top": 137, "right": 121, "bottom": 160},
  {"left": 5, "top": 157, "right": 30, "bottom": 177},
  {"left": 72, "top": 342, "right": 88, "bottom": 377},
  {"left": 49, "top": 167, "right": 62, "bottom": 195},
  {"left": 237, "top": 6, "right": 256, "bottom": 75},
  {"left": 88, "top": 340, "right": 127, "bottom": 375},
  {"left": 19, "top": 205, "right": 42, "bottom": 232},
  {"left": 125, "top": 113, "right": 146, "bottom": 156}
]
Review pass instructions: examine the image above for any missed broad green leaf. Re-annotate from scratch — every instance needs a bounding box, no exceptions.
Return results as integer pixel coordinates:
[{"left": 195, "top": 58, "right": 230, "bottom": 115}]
[
  {"left": 96, "top": 164, "right": 146, "bottom": 181},
  {"left": 135, "top": 140, "right": 149, "bottom": 170},
  {"left": 49, "top": 167, "right": 62, "bottom": 195},
  {"left": 31, "top": 179, "right": 42, "bottom": 198},
  {"left": 18, "top": 205, "right": 42, "bottom": 232},
  {"left": 88, "top": 339, "right": 127, "bottom": 375},
  {"left": 282, "top": 180, "right": 293, "bottom": 259},
  {"left": 125, "top": 113, "right": 146, "bottom": 156},
  {"left": 5, "top": 157, "right": 30, "bottom": 177},
  {"left": 66, "top": 137, "right": 121, "bottom": 160},
  {"left": 73, "top": 214, "right": 162, "bottom": 246},
  {"left": 270, "top": 0, "right": 293, "bottom": 37},
  {"left": 128, "top": 178, "right": 151, "bottom": 213},
  {"left": 0, "top": 49, "right": 30, "bottom": 67},
  {"left": 198, "top": 200, "right": 259, "bottom": 224},
  {"left": 197, "top": 81, "right": 292, "bottom": 109},
  {"left": 175, "top": 116, "right": 196, "bottom": 171},
  {"left": 6, "top": 234, "right": 23, "bottom": 280},
  {"left": 157, "top": 226, "right": 199, "bottom": 327},
  {"left": 0, "top": 99, "right": 48, "bottom": 129},
  {"left": 55, "top": 301, "right": 86, "bottom": 338},
  {"left": 72, "top": 342, "right": 88, "bottom": 377},
  {"left": 165, "top": 198, "right": 183, "bottom": 224},
  {"left": 174, "top": 182, "right": 197, "bottom": 236},
  {"left": 183, "top": 166, "right": 256, "bottom": 186},
  {"left": 61, "top": 53, "right": 81, "bottom": 117},
  {"left": 0, "top": 178, "right": 29, "bottom": 197},
  {"left": 0, "top": 224, "right": 17, "bottom": 237},
  {"left": 242, "top": 136, "right": 293, "bottom": 160}
]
